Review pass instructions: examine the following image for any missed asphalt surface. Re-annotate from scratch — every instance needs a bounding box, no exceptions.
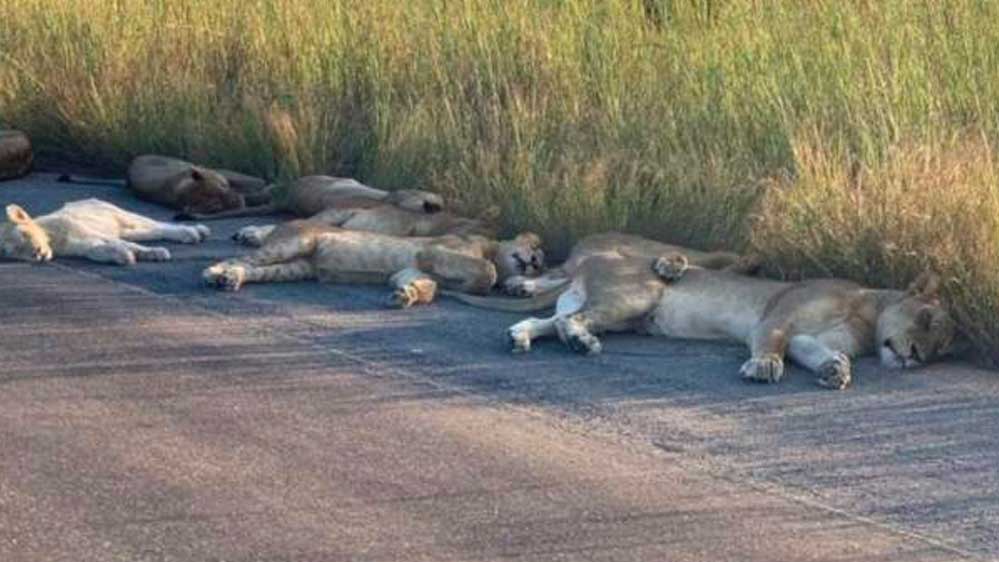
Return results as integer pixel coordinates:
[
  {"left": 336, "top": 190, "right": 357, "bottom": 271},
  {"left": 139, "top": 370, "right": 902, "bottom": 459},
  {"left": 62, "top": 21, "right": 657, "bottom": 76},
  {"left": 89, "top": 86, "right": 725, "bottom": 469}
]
[{"left": 1, "top": 173, "right": 997, "bottom": 562}]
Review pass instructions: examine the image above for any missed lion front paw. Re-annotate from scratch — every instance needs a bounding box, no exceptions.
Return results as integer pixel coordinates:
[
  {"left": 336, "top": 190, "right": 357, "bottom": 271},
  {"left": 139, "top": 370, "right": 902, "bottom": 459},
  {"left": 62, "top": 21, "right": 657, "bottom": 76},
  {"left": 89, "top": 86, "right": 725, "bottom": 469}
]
[
  {"left": 203, "top": 263, "right": 245, "bottom": 292},
  {"left": 740, "top": 354, "right": 786, "bottom": 383},
  {"left": 653, "top": 252, "right": 689, "bottom": 282},
  {"left": 566, "top": 330, "right": 602, "bottom": 356},
  {"left": 556, "top": 316, "right": 602, "bottom": 356},
  {"left": 816, "top": 353, "right": 852, "bottom": 390}
]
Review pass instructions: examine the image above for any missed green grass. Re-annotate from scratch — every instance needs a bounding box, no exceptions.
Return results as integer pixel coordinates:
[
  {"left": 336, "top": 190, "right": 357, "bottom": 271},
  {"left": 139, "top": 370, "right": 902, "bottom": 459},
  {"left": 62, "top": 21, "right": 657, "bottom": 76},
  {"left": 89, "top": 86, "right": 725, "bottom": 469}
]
[{"left": 3, "top": 0, "right": 999, "bottom": 359}]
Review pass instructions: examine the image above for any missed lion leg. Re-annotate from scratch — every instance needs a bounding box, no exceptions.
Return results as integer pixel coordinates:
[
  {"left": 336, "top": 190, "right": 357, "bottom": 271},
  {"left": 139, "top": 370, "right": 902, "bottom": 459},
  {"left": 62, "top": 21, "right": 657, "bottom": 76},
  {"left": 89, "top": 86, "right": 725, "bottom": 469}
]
[
  {"left": 387, "top": 267, "right": 438, "bottom": 308},
  {"left": 416, "top": 247, "right": 497, "bottom": 295},
  {"left": 202, "top": 259, "right": 316, "bottom": 291},
  {"left": 232, "top": 224, "right": 276, "bottom": 247},
  {"left": 239, "top": 235, "right": 316, "bottom": 267},
  {"left": 109, "top": 205, "right": 210, "bottom": 244},
  {"left": 554, "top": 312, "right": 604, "bottom": 356},
  {"left": 121, "top": 222, "right": 209, "bottom": 244},
  {"left": 788, "top": 335, "right": 853, "bottom": 390},
  {"left": 740, "top": 324, "right": 790, "bottom": 383},
  {"left": 507, "top": 315, "right": 558, "bottom": 353},
  {"left": 67, "top": 238, "right": 137, "bottom": 266}
]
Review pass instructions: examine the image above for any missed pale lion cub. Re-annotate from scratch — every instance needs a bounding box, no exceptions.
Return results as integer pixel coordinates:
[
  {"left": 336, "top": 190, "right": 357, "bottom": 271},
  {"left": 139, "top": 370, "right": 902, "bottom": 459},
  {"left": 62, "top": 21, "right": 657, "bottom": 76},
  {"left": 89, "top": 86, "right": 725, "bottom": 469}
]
[{"left": 0, "top": 199, "right": 210, "bottom": 265}]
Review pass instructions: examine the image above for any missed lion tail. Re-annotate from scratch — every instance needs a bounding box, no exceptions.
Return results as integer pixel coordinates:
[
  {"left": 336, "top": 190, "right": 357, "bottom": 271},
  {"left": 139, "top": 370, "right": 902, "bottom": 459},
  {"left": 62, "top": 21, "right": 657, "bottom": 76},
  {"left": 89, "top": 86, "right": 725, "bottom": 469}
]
[
  {"left": 445, "top": 285, "right": 565, "bottom": 312},
  {"left": 174, "top": 202, "right": 281, "bottom": 221},
  {"left": 57, "top": 174, "right": 126, "bottom": 187}
]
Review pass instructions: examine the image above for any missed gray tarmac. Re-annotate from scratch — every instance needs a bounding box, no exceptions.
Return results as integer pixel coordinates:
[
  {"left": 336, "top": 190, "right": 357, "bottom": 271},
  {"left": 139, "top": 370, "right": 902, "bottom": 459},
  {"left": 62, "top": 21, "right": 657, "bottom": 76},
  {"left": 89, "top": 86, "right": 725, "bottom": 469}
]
[{"left": 1, "top": 173, "right": 997, "bottom": 561}]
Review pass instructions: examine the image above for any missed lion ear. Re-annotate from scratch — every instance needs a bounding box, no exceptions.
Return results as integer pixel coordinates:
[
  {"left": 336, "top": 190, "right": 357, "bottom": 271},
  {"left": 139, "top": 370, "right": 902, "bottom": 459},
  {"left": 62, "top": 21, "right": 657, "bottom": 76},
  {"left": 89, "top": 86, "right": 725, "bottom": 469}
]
[
  {"left": 515, "top": 232, "right": 542, "bottom": 249},
  {"left": 907, "top": 271, "right": 941, "bottom": 299},
  {"left": 190, "top": 167, "right": 205, "bottom": 181},
  {"left": 5, "top": 204, "right": 31, "bottom": 225}
]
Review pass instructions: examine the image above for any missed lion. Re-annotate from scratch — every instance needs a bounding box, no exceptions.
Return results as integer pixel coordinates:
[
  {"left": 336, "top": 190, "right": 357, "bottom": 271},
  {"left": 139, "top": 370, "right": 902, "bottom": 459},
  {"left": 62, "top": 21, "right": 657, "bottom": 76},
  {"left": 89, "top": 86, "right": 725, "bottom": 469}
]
[
  {"left": 123, "top": 155, "right": 272, "bottom": 217},
  {"left": 0, "top": 130, "right": 32, "bottom": 181},
  {"left": 491, "top": 251, "right": 956, "bottom": 390},
  {"left": 176, "top": 174, "right": 445, "bottom": 221},
  {"left": 201, "top": 221, "right": 545, "bottom": 308},
  {"left": 0, "top": 199, "right": 210, "bottom": 265},
  {"left": 457, "top": 232, "right": 758, "bottom": 307}
]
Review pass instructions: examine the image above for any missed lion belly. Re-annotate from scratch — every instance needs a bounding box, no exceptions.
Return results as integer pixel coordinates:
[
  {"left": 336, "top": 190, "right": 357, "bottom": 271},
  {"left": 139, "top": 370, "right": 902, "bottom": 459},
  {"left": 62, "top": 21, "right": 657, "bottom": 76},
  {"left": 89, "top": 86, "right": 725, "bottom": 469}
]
[
  {"left": 311, "top": 232, "right": 422, "bottom": 284},
  {"left": 36, "top": 199, "right": 128, "bottom": 243},
  {"left": 647, "top": 291, "right": 754, "bottom": 342}
]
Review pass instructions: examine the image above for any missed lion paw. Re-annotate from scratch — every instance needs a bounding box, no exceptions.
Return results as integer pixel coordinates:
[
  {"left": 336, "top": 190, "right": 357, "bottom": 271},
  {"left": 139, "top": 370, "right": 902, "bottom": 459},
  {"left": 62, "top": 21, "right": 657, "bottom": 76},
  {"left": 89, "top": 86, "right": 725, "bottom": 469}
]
[
  {"left": 740, "top": 354, "right": 785, "bottom": 383},
  {"left": 653, "top": 253, "right": 689, "bottom": 282},
  {"left": 567, "top": 331, "right": 602, "bottom": 356},
  {"left": 193, "top": 224, "right": 211, "bottom": 242},
  {"left": 203, "top": 263, "right": 244, "bottom": 292},
  {"left": 177, "top": 226, "right": 206, "bottom": 244},
  {"left": 508, "top": 323, "right": 533, "bottom": 353},
  {"left": 232, "top": 226, "right": 265, "bottom": 247},
  {"left": 503, "top": 275, "right": 537, "bottom": 297},
  {"left": 138, "top": 247, "right": 172, "bottom": 262},
  {"left": 816, "top": 353, "right": 852, "bottom": 390},
  {"left": 386, "top": 287, "right": 419, "bottom": 309}
]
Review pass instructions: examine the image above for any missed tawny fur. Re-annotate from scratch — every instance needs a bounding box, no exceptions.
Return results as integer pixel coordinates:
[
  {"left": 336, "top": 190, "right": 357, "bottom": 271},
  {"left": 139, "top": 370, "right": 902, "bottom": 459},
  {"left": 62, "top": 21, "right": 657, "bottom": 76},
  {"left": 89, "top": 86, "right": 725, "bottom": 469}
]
[
  {"left": 202, "top": 225, "right": 545, "bottom": 308},
  {"left": 0, "top": 199, "right": 210, "bottom": 266},
  {"left": 231, "top": 203, "right": 499, "bottom": 248},
  {"left": 127, "top": 155, "right": 270, "bottom": 217}
]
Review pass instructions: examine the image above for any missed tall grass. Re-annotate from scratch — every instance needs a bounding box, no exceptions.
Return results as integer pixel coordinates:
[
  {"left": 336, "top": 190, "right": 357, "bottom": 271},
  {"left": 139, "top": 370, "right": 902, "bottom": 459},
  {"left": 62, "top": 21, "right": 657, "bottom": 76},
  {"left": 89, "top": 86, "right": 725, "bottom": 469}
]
[{"left": 3, "top": 0, "right": 999, "bottom": 359}]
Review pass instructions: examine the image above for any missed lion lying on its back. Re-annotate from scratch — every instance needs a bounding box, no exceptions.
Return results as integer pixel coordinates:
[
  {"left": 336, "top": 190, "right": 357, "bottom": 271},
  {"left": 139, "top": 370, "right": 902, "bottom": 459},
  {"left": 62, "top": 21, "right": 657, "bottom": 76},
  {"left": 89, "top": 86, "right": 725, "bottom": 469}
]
[
  {"left": 202, "top": 217, "right": 544, "bottom": 308},
  {"left": 0, "top": 199, "right": 210, "bottom": 265},
  {"left": 493, "top": 250, "right": 956, "bottom": 390}
]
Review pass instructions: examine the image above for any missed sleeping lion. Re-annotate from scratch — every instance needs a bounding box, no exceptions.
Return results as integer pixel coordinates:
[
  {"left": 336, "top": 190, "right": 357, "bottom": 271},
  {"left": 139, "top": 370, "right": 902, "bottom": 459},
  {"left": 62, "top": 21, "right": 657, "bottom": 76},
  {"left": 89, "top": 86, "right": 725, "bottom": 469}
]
[
  {"left": 0, "top": 199, "right": 210, "bottom": 265},
  {"left": 201, "top": 219, "right": 544, "bottom": 308},
  {"left": 489, "top": 251, "right": 956, "bottom": 390}
]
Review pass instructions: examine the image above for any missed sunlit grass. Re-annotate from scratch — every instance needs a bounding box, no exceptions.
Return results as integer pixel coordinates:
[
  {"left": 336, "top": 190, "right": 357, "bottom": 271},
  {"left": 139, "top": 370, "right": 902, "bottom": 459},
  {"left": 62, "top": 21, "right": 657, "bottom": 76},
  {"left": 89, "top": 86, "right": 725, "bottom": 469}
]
[{"left": 3, "top": 0, "right": 999, "bottom": 359}]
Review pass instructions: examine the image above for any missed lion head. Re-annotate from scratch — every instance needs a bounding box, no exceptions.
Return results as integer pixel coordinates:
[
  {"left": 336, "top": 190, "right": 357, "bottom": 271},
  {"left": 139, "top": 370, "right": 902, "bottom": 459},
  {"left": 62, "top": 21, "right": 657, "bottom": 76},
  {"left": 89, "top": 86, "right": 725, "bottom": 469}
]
[
  {"left": 493, "top": 232, "right": 545, "bottom": 281},
  {"left": 384, "top": 189, "right": 445, "bottom": 214},
  {"left": 0, "top": 204, "right": 52, "bottom": 262},
  {"left": 176, "top": 167, "right": 245, "bottom": 216},
  {"left": 877, "top": 272, "right": 957, "bottom": 368}
]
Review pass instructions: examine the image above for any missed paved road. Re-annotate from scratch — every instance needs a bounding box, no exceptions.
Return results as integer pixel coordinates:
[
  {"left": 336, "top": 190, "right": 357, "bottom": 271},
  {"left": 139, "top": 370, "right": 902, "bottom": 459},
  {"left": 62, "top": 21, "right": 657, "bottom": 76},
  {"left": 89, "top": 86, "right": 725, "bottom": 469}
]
[{"left": 1, "top": 174, "right": 997, "bottom": 561}]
